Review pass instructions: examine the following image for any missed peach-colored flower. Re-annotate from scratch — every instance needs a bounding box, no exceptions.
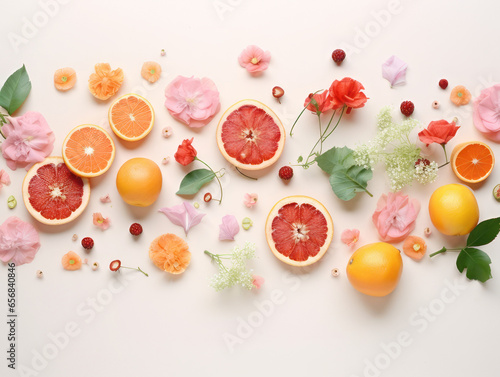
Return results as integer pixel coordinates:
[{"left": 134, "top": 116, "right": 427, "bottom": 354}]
[
  {"left": 54, "top": 67, "right": 76, "bottom": 91},
  {"left": 0, "top": 169, "right": 11, "bottom": 189},
  {"left": 244, "top": 193, "right": 258, "bottom": 208},
  {"left": 93, "top": 212, "right": 110, "bottom": 230},
  {"left": 88, "top": 63, "right": 124, "bottom": 100},
  {"left": 238, "top": 45, "right": 271, "bottom": 73},
  {"left": 62, "top": 251, "right": 82, "bottom": 271},
  {"left": 402, "top": 236, "right": 427, "bottom": 260},
  {"left": 341, "top": 229, "right": 360, "bottom": 247},
  {"left": 141, "top": 61, "right": 162, "bottom": 83},
  {"left": 450, "top": 85, "right": 471, "bottom": 106},
  {"left": 252, "top": 275, "right": 265, "bottom": 289}
]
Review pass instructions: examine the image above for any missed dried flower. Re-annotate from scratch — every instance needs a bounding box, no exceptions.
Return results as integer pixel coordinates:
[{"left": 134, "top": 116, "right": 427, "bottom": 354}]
[
  {"left": 450, "top": 85, "right": 471, "bottom": 106},
  {"left": 341, "top": 229, "right": 360, "bottom": 247},
  {"left": 88, "top": 63, "right": 124, "bottom": 100},
  {"left": 62, "top": 251, "right": 82, "bottom": 271},
  {"left": 0, "top": 217, "right": 40, "bottom": 266},
  {"left": 402, "top": 236, "right": 427, "bottom": 260},
  {"left": 54, "top": 67, "right": 76, "bottom": 91},
  {"left": 93, "top": 212, "right": 110, "bottom": 230},
  {"left": 243, "top": 193, "right": 258, "bottom": 208},
  {"left": 238, "top": 45, "right": 271, "bottom": 73},
  {"left": 141, "top": 61, "right": 162, "bottom": 83}
]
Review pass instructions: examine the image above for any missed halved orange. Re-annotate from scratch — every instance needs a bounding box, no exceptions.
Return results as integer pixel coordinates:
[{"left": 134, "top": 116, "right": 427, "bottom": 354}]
[
  {"left": 62, "top": 124, "right": 115, "bottom": 178},
  {"left": 451, "top": 141, "right": 495, "bottom": 183},
  {"left": 108, "top": 93, "right": 155, "bottom": 141}
]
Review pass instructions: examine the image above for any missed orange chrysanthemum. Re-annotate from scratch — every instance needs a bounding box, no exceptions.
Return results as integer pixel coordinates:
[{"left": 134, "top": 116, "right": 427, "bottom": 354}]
[
  {"left": 62, "top": 251, "right": 82, "bottom": 270},
  {"left": 88, "top": 63, "right": 124, "bottom": 100},
  {"left": 149, "top": 234, "right": 191, "bottom": 274},
  {"left": 450, "top": 85, "right": 471, "bottom": 106},
  {"left": 54, "top": 67, "right": 77, "bottom": 91},
  {"left": 402, "top": 236, "right": 427, "bottom": 260},
  {"left": 141, "top": 61, "right": 162, "bottom": 83}
]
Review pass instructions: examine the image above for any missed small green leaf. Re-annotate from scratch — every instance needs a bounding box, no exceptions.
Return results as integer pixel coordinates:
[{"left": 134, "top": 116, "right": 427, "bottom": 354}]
[
  {"left": 297, "top": 156, "right": 303, "bottom": 163},
  {"left": 466, "top": 217, "right": 500, "bottom": 247},
  {"left": 316, "top": 146, "right": 356, "bottom": 175},
  {"left": 456, "top": 247, "right": 492, "bottom": 283},
  {"left": 329, "top": 165, "right": 373, "bottom": 201},
  {"left": 0, "top": 65, "right": 32, "bottom": 115},
  {"left": 176, "top": 169, "right": 215, "bottom": 196}
]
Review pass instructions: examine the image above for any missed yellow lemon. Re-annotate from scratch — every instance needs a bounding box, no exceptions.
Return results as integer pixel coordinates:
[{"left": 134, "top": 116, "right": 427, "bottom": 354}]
[{"left": 116, "top": 158, "right": 162, "bottom": 207}]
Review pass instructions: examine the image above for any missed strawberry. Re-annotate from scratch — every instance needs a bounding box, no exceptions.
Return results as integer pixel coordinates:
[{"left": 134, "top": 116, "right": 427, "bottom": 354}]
[
  {"left": 331, "top": 49, "right": 346, "bottom": 65},
  {"left": 272, "top": 86, "right": 284, "bottom": 103}
]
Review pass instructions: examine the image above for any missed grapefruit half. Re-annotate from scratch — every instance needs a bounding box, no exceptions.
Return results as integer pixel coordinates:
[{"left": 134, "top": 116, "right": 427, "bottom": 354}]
[
  {"left": 216, "top": 99, "right": 285, "bottom": 170},
  {"left": 265, "top": 196, "right": 334, "bottom": 267},
  {"left": 22, "top": 157, "right": 90, "bottom": 225}
]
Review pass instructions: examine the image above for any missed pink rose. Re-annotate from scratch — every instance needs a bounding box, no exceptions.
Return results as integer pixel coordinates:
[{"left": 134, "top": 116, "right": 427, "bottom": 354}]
[
  {"left": 1, "top": 112, "right": 55, "bottom": 170},
  {"left": 473, "top": 84, "right": 500, "bottom": 142},
  {"left": 238, "top": 45, "right": 271, "bottom": 73},
  {"left": 372, "top": 192, "right": 420, "bottom": 243},
  {"left": 164, "top": 76, "right": 220, "bottom": 128}
]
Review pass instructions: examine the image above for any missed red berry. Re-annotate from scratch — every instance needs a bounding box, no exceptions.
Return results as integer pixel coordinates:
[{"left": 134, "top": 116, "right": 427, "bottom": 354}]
[
  {"left": 278, "top": 166, "right": 294, "bottom": 180},
  {"left": 415, "top": 158, "right": 430, "bottom": 167},
  {"left": 272, "top": 86, "right": 284, "bottom": 103},
  {"left": 81, "top": 237, "right": 94, "bottom": 250},
  {"left": 400, "top": 101, "right": 414, "bottom": 117},
  {"left": 331, "top": 49, "right": 346, "bottom": 65},
  {"left": 204, "top": 193, "right": 212, "bottom": 202},
  {"left": 109, "top": 260, "right": 121, "bottom": 271},
  {"left": 439, "top": 79, "right": 448, "bottom": 89},
  {"left": 129, "top": 223, "right": 143, "bottom": 236}
]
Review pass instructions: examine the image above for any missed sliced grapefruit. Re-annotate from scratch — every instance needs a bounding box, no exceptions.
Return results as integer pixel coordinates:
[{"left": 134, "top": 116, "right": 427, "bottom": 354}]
[
  {"left": 265, "top": 196, "right": 334, "bottom": 267},
  {"left": 216, "top": 99, "right": 285, "bottom": 170},
  {"left": 62, "top": 124, "right": 115, "bottom": 178},
  {"left": 108, "top": 93, "right": 155, "bottom": 141},
  {"left": 22, "top": 157, "right": 90, "bottom": 225},
  {"left": 451, "top": 141, "right": 495, "bottom": 184}
]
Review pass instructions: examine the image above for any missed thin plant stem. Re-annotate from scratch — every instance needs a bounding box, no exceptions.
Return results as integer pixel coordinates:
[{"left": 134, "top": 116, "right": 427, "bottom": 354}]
[
  {"left": 196, "top": 157, "right": 223, "bottom": 205},
  {"left": 120, "top": 266, "right": 149, "bottom": 277},
  {"left": 290, "top": 89, "right": 323, "bottom": 136},
  {"left": 235, "top": 167, "right": 257, "bottom": 180},
  {"left": 321, "top": 105, "right": 346, "bottom": 142},
  {"left": 438, "top": 144, "right": 450, "bottom": 169}
]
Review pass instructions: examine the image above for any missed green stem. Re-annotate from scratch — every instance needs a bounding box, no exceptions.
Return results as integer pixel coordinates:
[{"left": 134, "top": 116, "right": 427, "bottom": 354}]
[
  {"left": 236, "top": 167, "right": 257, "bottom": 180},
  {"left": 438, "top": 144, "right": 449, "bottom": 169},
  {"left": 290, "top": 89, "right": 323, "bottom": 137},
  {"left": 321, "top": 105, "right": 346, "bottom": 142},
  {"left": 318, "top": 114, "right": 323, "bottom": 154},
  {"left": 196, "top": 157, "right": 223, "bottom": 205},
  {"left": 429, "top": 247, "right": 462, "bottom": 258},
  {"left": 365, "top": 188, "right": 373, "bottom": 197},
  {"left": 120, "top": 266, "right": 149, "bottom": 277},
  {"left": 204, "top": 250, "right": 228, "bottom": 271}
]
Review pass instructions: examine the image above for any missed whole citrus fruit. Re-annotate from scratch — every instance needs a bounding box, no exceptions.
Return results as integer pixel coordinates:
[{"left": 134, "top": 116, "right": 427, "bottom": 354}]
[
  {"left": 346, "top": 242, "right": 403, "bottom": 297},
  {"left": 116, "top": 158, "right": 162, "bottom": 207},
  {"left": 428, "top": 183, "right": 479, "bottom": 236}
]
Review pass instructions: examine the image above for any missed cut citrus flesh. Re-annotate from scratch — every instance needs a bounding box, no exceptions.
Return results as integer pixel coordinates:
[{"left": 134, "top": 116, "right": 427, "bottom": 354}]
[
  {"left": 216, "top": 99, "right": 285, "bottom": 170},
  {"left": 108, "top": 93, "right": 155, "bottom": 141},
  {"left": 451, "top": 141, "right": 495, "bottom": 183},
  {"left": 22, "top": 156, "right": 90, "bottom": 225},
  {"left": 62, "top": 124, "right": 115, "bottom": 178},
  {"left": 265, "top": 196, "right": 333, "bottom": 267}
]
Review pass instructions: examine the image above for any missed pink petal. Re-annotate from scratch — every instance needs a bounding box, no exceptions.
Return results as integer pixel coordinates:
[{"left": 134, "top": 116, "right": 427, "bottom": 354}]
[
  {"left": 243, "top": 193, "right": 258, "bottom": 208},
  {"left": 0, "top": 169, "right": 11, "bottom": 188},
  {"left": 219, "top": 215, "right": 239, "bottom": 241},
  {"left": 252, "top": 275, "right": 265, "bottom": 289},
  {"left": 341, "top": 229, "right": 360, "bottom": 246},
  {"left": 100, "top": 194, "right": 111, "bottom": 203},
  {"left": 0, "top": 216, "right": 40, "bottom": 266},
  {"left": 382, "top": 55, "right": 408, "bottom": 87},
  {"left": 158, "top": 202, "right": 205, "bottom": 235},
  {"left": 93, "top": 213, "right": 110, "bottom": 230}
]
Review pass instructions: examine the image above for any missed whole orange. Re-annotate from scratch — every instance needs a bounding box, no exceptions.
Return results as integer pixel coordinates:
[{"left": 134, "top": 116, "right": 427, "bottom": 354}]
[
  {"left": 346, "top": 242, "right": 403, "bottom": 297},
  {"left": 116, "top": 158, "right": 162, "bottom": 207}
]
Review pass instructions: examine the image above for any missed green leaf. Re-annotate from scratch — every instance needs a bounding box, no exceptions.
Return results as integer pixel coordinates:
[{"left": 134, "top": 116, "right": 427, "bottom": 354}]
[
  {"left": 316, "top": 146, "right": 356, "bottom": 175},
  {"left": 176, "top": 169, "right": 215, "bottom": 196},
  {"left": 456, "top": 247, "right": 492, "bottom": 283},
  {"left": 0, "top": 65, "right": 32, "bottom": 115},
  {"left": 466, "top": 217, "right": 500, "bottom": 247},
  {"left": 297, "top": 156, "right": 303, "bottom": 163},
  {"left": 329, "top": 164, "right": 373, "bottom": 201}
]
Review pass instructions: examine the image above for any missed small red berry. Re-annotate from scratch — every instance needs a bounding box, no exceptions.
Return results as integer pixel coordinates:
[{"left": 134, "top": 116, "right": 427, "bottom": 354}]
[
  {"left": 204, "top": 193, "right": 212, "bottom": 202},
  {"left": 81, "top": 237, "right": 94, "bottom": 250},
  {"left": 109, "top": 260, "right": 121, "bottom": 271},
  {"left": 272, "top": 86, "right": 284, "bottom": 103},
  {"left": 415, "top": 158, "right": 430, "bottom": 167},
  {"left": 400, "top": 101, "right": 415, "bottom": 117},
  {"left": 129, "top": 223, "right": 143, "bottom": 236},
  {"left": 439, "top": 79, "right": 448, "bottom": 89},
  {"left": 278, "top": 166, "right": 294, "bottom": 180},
  {"left": 331, "top": 49, "right": 346, "bottom": 65}
]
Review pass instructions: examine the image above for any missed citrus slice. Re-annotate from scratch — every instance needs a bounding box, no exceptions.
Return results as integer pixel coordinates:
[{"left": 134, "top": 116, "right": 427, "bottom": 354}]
[
  {"left": 108, "top": 93, "right": 155, "bottom": 141},
  {"left": 216, "top": 99, "right": 285, "bottom": 170},
  {"left": 451, "top": 141, "right": 495, "bottom": 183},
  {"left": 265, "top": 196, "right": 333, "bottom": 267},
  {"left": 62, "top": 124, "right": 115, "bottom": 178},
  {"left": 22, "top": 157, "right": 90, "bottom": 225}
]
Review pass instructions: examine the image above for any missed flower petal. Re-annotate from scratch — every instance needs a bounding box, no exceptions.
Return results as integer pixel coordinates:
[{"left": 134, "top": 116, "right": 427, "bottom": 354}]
[
  {"left": 158, "top": 202, "right": 205, "bottom": 234},
  {"left": 382, "top": 55, "right": 408, "bottom": 87},
  {"left": 219, "top": 215, "right": 240, "bottom": 241}
]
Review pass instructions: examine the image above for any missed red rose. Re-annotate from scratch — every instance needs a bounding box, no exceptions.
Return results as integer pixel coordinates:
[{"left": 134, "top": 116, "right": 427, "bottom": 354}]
[
  {"left": 304, "top": 90, "right": 332, "bottom": 114},
  {"left": 327, "top": 77, "right": 368, "bottom": 114},
  {"left": 418, "top": 120, "right": 460, "bottom": 146},
  {"left": 174, "top": 138, "right": 197, "bottom": 166}
]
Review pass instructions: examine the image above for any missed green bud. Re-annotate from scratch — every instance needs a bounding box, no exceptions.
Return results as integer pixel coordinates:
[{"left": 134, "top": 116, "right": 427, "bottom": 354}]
[
  {"left": 7, "top": 195, "right": 17, "bottom": 209},
  {"left": 242, "top": 217, "right": 253, "bottom": 230}
]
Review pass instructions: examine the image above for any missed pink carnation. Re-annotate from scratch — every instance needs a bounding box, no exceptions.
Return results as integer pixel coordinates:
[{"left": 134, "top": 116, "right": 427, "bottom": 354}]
[
  {"left": 0, "top": 216, "right": 40, "bottom": 266},
  {"left": 238, "top": 45, "right": 271, "bottom": 73},
  {"left": 473, "top": 84, "right": 500, "bottom": 142},
  {"left": 164, "top": 76, "right": 220, "bottom": 128},
  {"left": 372, "top": 192, "right": 420, "bottom": 243},
  {"left": 1, "top": 112, "right": 55, "bottom": 170}
]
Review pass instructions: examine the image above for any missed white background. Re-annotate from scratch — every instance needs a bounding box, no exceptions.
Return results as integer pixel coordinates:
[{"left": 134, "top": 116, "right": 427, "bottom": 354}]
[{"left": 1, "top": 0, "right": 500, "bottom": 376}]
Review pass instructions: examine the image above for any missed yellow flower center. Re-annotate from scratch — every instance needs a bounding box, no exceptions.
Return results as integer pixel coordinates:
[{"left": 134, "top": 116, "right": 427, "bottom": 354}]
[
  {"left": 61, "top": 76, "right": 68, "bottom": 82},
  {"left": 251, "top": 57, "right": 259, "bottom": 64},
  {"left": 413, "top": 244, "right": 421, "bottom": 251}
]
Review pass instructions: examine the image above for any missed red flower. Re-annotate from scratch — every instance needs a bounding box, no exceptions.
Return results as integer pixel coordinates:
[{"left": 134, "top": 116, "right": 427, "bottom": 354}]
[
  {"left": 418, "top": 120, "right": 460, "bottom": 146},
  {"left": 174, "top": 138, "right": 197, "bottom": 166},
  {"left": 304, "top": 90, "right": 332, "bottom": 114},
  {"left": 327, "top": 77, "right": 368, "bottom": 114}
]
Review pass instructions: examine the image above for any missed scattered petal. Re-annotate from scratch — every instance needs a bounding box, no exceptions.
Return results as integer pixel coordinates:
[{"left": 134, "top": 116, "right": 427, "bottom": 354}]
[
  {"left": 402, "top": 236, "right": 427, "bottom": 260},
  {"left": 382, "top": 55, "right": 408, "bottom": 87},
  {"left": 62, "top": 251, "right": 82, "bottom": 271},
  {"left": 0, "top": 216, "right": 40, "bottom": 266},
  {"left": 92, "top": 212, "right": 111, "bottom": 230},
  {"left": 243, "top": 193, "right": 258, "bottom": 208},
  {"left": 158, "top": 201, "right": 205, "bottom": 235},
  {"left": 0, "top": 169, "right": 11, "bottom": 188},
  {"left": 238, "top": 45, "right": 271, "bottom": 73},
  {"left": 252, "top": 275, "right": 265, "bottom": 289},
  {"left": 219, "top": 215, "right": 240, "bottom": 241},
  {"left": 100, "top": 194, "right": 111, "bottom": 203},
  {"left": 141, "top": 61, "right": 162, "bottom": 83},
  {"left": 341, "top": 229, "right": 360, "bottom": 246}
]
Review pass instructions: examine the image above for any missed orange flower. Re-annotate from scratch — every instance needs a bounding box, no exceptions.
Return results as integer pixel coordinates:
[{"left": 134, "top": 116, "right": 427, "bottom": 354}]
[
  {"left": 62, "top": 251, "right": 82, "bottom": 270},
  {"left": 450, "top": 85, "right": 471, "bottom": 106},
  {"left": 149, "top": 234, "right": 191, "bottom": 274},
  {"left": 402, "top": 236, "right": 427, "bottom": 260},
  {"left": 141, "top": 61, "right": 162, "bottom": 83},
  {"left": 88, "top": 63, "right": 124, "bottom": 100},
  {"left": 54, "top": 67, "right": 76, "bottom": 91}
]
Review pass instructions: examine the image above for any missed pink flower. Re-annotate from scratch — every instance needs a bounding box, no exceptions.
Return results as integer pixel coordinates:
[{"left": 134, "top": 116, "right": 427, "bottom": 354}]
[
  {"left": 238, "top": 45, "right": 271, "bottom": 73},
  {"left": 341, "top": 229, "right": 360, "bottom": 247},
  {"left": 418, "top": 120, "right": 460, "bottom": 146},
  {"left": 0, "top": 216, "right": 40, "bottom": 266},
  {"left": 473, "top": 84, "right": 500, "bottom": 142},
  {"left": 158, "top": 201, "right": 205, "bottom": 235},
  {"left": 1, "top": 112, "right": 55, "bottom": 170},
  {"left": 304, "top": 90, "right": 332, "bottom": 115},
  {"left": 252, "top": 275, "right": 265, "bottom": 289},
  {"left": 243, "top": 193, "right": 258, "bottom": 208},
  {"left": 93, "top": 212, "right": 110, "bottom": 230},
  {"left": 164, "top": 76, "right": 220, "bottom": 128},
  {"left": 0, "top": 169, "right": 11, "bottom": 189},
  {"left": 372, "top": 192, "right": 420, "bottom": 243}
]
